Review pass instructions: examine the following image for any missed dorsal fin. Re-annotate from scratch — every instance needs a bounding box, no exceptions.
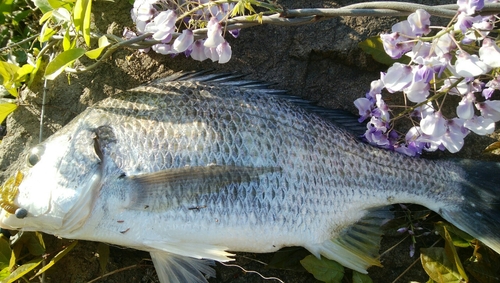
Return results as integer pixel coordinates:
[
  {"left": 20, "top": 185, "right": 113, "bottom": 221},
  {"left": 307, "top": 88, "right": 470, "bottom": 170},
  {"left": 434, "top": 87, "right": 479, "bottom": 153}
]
[{"left": 157, "top": 71, "right": 367, "bottom": 137}]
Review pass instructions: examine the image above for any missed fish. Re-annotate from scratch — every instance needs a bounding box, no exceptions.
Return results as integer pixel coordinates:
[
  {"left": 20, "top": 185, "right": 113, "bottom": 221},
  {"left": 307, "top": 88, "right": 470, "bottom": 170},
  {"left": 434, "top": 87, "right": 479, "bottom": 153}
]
[{"left": 0, "top": 71, "right": 499, "bottom": 282}]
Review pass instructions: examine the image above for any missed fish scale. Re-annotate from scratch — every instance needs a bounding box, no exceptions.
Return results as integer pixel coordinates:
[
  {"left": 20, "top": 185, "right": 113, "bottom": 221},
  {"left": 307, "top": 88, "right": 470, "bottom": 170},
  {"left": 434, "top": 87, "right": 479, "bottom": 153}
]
[{"left": 0, "top": 73, "right": 499, "bottom": 282}]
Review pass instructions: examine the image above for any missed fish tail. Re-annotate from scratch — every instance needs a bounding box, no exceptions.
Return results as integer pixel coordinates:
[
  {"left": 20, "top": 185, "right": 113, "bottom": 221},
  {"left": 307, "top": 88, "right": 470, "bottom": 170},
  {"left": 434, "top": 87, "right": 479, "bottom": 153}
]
[{"left": 439, "top": 159, "right": 500, "bottom": 254}]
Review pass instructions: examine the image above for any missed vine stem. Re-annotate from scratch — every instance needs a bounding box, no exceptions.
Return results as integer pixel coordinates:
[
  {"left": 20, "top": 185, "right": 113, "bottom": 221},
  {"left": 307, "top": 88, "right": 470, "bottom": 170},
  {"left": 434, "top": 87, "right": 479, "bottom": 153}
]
[{"left": 55, "top": 1, "right": 500, "bottom": 74}]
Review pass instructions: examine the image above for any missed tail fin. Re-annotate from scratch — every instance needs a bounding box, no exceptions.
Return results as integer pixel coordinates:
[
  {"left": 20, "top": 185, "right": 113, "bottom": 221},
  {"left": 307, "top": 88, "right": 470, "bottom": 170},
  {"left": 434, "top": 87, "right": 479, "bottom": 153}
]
[{"left": 439, "top": 159, "right": 500, "bottom": 254}]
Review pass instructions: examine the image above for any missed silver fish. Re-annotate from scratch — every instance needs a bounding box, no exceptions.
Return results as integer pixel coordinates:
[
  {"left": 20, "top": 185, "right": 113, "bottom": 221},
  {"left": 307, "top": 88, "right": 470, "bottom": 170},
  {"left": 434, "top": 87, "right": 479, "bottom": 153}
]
[{"left": 0, "top": 72, "right": 499, "bottom": 282}]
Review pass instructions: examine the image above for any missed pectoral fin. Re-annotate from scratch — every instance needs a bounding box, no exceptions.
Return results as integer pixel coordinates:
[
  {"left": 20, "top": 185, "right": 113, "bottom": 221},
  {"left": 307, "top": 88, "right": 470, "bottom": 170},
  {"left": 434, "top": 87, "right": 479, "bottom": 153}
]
[
  {"left": 150, "top": 251, "right": 216, "bottom": 283},
  {"left": 127, "top": 165, "right": 280, "bottom": 211}
]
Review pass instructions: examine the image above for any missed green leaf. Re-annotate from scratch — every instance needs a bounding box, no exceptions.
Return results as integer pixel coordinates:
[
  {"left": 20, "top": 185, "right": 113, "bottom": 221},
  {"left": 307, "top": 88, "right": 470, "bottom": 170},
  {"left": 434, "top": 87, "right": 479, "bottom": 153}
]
[
  {"left": 14, "top": 64, "right": 35, "bottom": 83},
  {"left": 39, "top": 22, "right": 57, "bottom": 43},
  {"left": 435, "top": 222, "right": 474, "bottom": 248},
  {"left": 31, "top": 240, "right": 77, "bottom": 278},
  {"left": 353, "top": 271, "right": 373, "bottom": 283},
  {"left": 268, "top": 247, "right": 310, "bottom": 271},
  {"left": 358, "top": 36, "right": 410, "bottom": 66},
  {"left": 0, "top": 235, "right": 11, "bottom": 278},
  {"left": 85, "top": 36, "right": 110, "bottom": 59},
  {"left": 0, "top": 236, "right": 10, "bottom": 264},
  {"left": 442, "top": 227, "right": 468, "bottom": 281},
  {"left": 39, "top": 10, "right": 53, "bottom": 24},
  {"left": 420, "top": 247, "right": 466, "bottom": 283},
  {"left": 2, "top": 257, "right": 43, "bottom": 283},
  {"left": 0, "top": 0, "right": 13, "bottom": 14},
  {"left": 300, "top": 255, "right": 344, "bottom": 283},
  {"left": 0, "top": 103, "right": 15, "bottom": 124},
  {"left": 73, "top": 0, "right": 92, "bottom": 46},
  {"left": 47, "top": 0, "right": 70, "bottom": 10},
  {"left": 0, "top": 61, "right": 19, "bottom": 96},
  {"left": 96, "top": 243, "right": 109, "bottom": 274},
  {"left": 63, "top": 28, "right": 71, "bottom": 51},
  {"left": 33, "top": 0, "right": 53, "bottom": 13},
  {"left": 0, "top": 267, "right": 10, "bottom": 280},
  {"left": 44, "top": 48, "right": 85, "bottom": 80},
  {"left": 15, "top": 232, "right": 45, "bottom": 257},
  {"left": 82, "top": 0, "right": 92, "bottom": 46}
]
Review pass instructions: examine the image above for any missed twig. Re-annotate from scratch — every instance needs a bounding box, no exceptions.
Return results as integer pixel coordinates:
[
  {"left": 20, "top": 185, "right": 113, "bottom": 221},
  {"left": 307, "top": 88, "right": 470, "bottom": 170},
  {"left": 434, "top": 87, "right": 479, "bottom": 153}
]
[
  {"left": 85, "top": 263, "right": 149, "bottom": 283},
  {"left": 219, "top": 261, "right": 285, "bottom": 282}
]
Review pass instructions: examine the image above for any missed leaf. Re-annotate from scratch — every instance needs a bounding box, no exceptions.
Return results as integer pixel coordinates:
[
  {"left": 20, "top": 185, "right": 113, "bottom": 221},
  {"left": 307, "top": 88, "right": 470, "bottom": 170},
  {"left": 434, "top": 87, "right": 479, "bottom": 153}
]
[
  {"left": 465, "top": 245, "right": 500, "bottom": 283},
  {"left": 483, "top": 141, "right": 500, "bottom": 154},
  {"left": 0, "top": 61, "right": 20, "bottom": 96},
  {"left": 73, "top": 0, "right": 92, "bottom": 46},
  {"left": 0, "top": 267, "right": 9, "bottom": 280},
  {"left": 33, "top": 0, "right": 53, "bottom": 13},
  {"left": 15, "top": 232, "right": 45, "bottom": 257},
  {"left": 353, "top": 271, "right": 373, "bottom": 283},
  {"left": 14, "top": 64, "right": 35, "bottom": 83},
  {"left": 1, "top": 257, "right": 43, "bottom": 283},
  {"left": 44, "top": 48, "right": 85, "bottom": 80},
  {"left": 0, "top": 235, "right": 11, "bottom": 279},
  {"left": 420, "top": 247, "right": 466, "bottom": 283},
  {"left": 85, "top": 36, "right": 110, "bottom": 59},
  {"left": 96, "top": 243, "right": 109, "bottom": 274},
  {"left": 358, "top": 36, "right": 410, "bottom": 66},
  {"left": 82, "top": 0, "right": 92, "bottom": 46},
  {"left": 442, "top": 227, "right": 468, "bottom": 281},
  {"left": 0, "top": 0, "right": 13, "bottom": 14},
  {"left": 39, "top": 21, "right": 57, "bottom": 43},
  {"left": 31, "top": 240, "right": 77, "bottom": 278},
  {"left": 268, "top": 247, "right": 310, "bottom": 271},
  {"left": 0, "top": 103, "right": 16, "bottom": 125},
  {"left": 435, "top": 222, "right": 474, "bottom": 248},
  {"left": 63, "top": 28, "right": 71, "bottom": 51},
  {"left": 0, "top": 236, "right": 10, "bottom": 265},
  {"left": 300, "top": 255, "right": 344, "bottom": 283}
]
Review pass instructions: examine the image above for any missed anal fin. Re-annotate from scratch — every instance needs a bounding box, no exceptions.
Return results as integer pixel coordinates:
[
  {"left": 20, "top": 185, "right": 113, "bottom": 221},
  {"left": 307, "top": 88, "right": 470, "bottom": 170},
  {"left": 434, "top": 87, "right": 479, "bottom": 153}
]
[
  {"left": 307, "top": 207, "right": 393, "bottom": 273},
  {"left": 150, "top": 251, "right": 215, "bottom": 283}
]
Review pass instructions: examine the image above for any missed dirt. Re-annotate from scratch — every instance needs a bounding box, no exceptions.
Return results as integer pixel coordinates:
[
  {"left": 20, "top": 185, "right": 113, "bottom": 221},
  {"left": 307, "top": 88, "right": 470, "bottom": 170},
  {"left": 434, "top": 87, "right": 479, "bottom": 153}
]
[{"left": 0, "top": 0, "right": 498, "bottom": 282}]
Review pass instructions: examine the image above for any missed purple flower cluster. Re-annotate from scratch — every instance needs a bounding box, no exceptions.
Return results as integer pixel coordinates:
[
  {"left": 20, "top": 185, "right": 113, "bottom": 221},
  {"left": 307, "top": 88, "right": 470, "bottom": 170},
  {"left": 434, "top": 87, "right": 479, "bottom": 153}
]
[
  {"left": 355, "top": 1, "right": 500, "bottom": 156},
  {"left": 127, "top": 0, "right": 235, "bottom": 63}
]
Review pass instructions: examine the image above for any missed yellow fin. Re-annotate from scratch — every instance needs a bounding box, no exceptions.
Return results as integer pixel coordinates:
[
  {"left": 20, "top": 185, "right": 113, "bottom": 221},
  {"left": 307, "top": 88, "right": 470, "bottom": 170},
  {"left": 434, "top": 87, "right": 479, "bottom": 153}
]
[{"left": 308, "top": 207, "right": 393, "bottom": 273}]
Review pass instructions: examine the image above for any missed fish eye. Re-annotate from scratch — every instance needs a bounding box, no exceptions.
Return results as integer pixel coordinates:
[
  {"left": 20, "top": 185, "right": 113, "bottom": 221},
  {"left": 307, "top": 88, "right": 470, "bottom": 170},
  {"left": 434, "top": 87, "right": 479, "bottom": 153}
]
[{"left": 27, "top": 145, "right": 45, "bottom": 167}]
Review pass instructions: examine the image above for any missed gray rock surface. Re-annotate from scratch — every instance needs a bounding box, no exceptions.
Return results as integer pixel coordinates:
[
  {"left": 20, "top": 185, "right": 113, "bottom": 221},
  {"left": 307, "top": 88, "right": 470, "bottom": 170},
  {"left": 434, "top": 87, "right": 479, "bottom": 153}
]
[{"left": 1, "top": 0, "right": 496, "bottom": 282}]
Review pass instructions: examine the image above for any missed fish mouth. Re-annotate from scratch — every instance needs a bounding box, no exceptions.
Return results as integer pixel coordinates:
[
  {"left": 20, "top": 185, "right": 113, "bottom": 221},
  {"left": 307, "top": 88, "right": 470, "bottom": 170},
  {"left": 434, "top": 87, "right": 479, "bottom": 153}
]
[{"left": 0, "top": 171, "right": 26, "bottom": 218}]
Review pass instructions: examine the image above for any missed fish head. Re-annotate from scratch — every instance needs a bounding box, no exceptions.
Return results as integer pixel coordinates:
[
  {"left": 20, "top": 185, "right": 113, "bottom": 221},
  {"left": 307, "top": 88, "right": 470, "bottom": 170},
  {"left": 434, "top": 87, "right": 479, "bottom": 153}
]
[{"left": 0, "top": 116, "right": 102, "bottom": 235}]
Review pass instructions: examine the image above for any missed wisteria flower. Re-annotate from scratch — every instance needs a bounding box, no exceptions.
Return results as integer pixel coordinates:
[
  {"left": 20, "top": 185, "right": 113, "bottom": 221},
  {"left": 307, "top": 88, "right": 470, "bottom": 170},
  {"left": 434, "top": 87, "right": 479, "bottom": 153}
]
[
  {"left": 476, "top": 100, "right": 500, "bottom": 122},
  {"left": 464, "top": 115, "right": 495, "bottom": 135},
  {"left": 191, "top": 40, "right": 208, "bottom": 61},
  {"left": 172, "top": 29, "right": 194, "bottom": 53},
  {"left": 479, "top": 38, "right": 500, "bottom": 68},
  {"left": 380, "top": 32, "right": 411, "bottom": 59},
  {"left": 145, "top": 10, "right": 177, "bottom": 41},
  {"left": 354, "top": 97, "right": 373, "bottom": 122},
  {"left": 454, "top": 50, "right": 490, "bottom": 77},
  {"left": 407, "top": 9, "right": 431, "bottom": 36},
  {"left": 420, "top": 111, "right": 447, "bottom": 137},
  {"left": 457, "top": 0, "right": 485, "bottom": 15},
  {"left": 204, "top": 17, "right": 225, "bottom": 48},
  {"left": 382, "top": 63, "right": 412, "bottom": 93},
  {"left": 216, "top": 41, "right": 232, "bottom": 63},
  {"left": 457, "top": 92, "right": 476, "bottom": 119}
]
